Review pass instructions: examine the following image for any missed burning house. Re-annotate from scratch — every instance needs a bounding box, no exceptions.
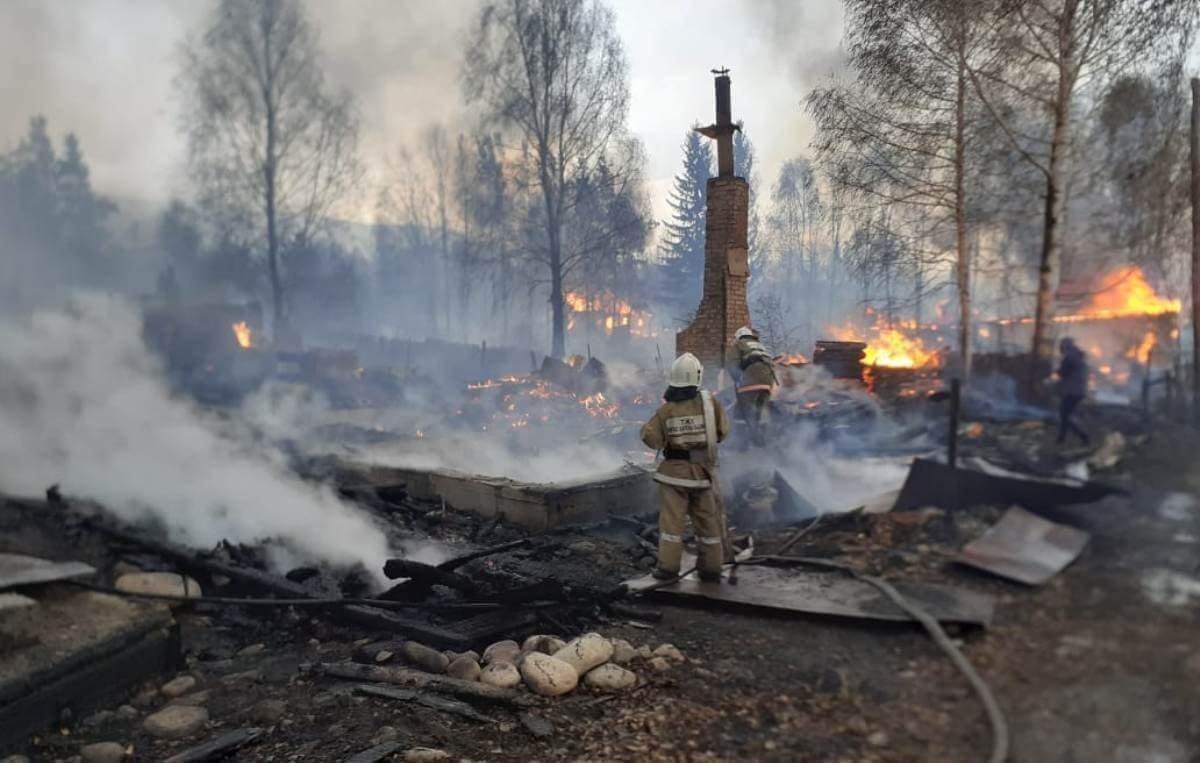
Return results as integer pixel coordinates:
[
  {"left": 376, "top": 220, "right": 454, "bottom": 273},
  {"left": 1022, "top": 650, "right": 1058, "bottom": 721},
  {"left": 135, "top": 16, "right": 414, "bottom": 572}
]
[
  {"left": 807, "top": 319, "right": 946, "bottom": 401},
  {"left": 564, "top": 290, "right": 656, "bottom": 342},
  {"left": 5, "top": 39, "right": 1199, "bottom": 763},
  {"left": 980, "top": 266, "right": 1181, "bottom": 393},
  {"left": 803, "top": 265, "right": 1181, "bottom": 403}
]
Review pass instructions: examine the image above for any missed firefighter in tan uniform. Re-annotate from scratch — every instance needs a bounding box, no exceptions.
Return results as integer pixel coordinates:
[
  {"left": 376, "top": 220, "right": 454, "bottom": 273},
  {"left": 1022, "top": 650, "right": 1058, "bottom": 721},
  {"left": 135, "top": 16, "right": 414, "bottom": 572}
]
[
  {"left": 731, "top": 326, "right": 777, "bottom": 446},
  {"left": 640, "top": 353, "right": 730, "bottom": 582}
]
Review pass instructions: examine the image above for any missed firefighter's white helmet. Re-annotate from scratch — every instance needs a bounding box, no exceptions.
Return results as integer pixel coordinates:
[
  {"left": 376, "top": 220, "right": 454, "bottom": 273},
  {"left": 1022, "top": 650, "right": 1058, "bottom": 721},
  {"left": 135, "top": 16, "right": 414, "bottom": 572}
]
[
  {"left": 735, "top": 326, "right": 755, "bottom": 341},
  {"left": 668, "top": 352, "right": 704, "bottom": 388}
]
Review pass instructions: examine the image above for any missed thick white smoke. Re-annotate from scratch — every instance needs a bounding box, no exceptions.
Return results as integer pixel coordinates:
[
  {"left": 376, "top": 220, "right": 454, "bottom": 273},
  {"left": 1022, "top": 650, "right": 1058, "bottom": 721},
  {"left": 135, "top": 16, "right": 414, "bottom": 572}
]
[
  {"left": 350, "top": 432, "right": 635, "bottom": 484},
  {"left": 724, "top": 365, "right": 912, "bottom": 514},
  {"left": 0, "top": 294, "right": 392, "bottom": 575}
]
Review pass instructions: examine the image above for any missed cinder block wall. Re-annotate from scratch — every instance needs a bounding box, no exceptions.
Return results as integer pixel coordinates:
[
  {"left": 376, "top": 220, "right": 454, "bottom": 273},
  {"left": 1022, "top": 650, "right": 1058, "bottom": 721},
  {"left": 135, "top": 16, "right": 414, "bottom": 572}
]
[{"left": 676, "top": 176, "right": 751, "bottom": 379}]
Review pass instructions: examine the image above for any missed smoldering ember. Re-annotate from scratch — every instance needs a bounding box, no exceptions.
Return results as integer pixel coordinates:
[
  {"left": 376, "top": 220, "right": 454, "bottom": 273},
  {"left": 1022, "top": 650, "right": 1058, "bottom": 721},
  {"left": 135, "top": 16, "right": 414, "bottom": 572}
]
[{"left": 3, "top": 3, "right": 1200, "bottom": 763}]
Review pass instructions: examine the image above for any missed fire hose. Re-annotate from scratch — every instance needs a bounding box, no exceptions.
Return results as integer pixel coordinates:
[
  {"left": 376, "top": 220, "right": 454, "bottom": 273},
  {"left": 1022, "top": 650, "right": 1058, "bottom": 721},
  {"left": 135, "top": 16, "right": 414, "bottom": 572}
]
[
  {"left": 84, "top": 560, "right": 1008, "bottom": 759},
  {"left": 743, "top": 555, "right": 1009, "bottom": 763},
  {"left": 627, "top": 551, "right": 1006, "bottom": 761}
]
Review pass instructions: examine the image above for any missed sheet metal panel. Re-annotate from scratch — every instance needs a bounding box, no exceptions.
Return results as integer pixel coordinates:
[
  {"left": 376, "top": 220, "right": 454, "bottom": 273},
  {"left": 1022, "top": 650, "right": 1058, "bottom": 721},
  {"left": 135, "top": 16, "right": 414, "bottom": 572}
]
[
  {"left": 0, "top": 553, "right": 95, "bottom": 591},
  {"left": 625, "top": 555, "right": 993, "bottom": 626},
  {"left": 893, "top": 458, "right": 1120, "bottom": 514},
  {"left": 0, "top": 593, "right": 36, "bottom": 612},
  {"left": 958, "top": 506, "right": 1089, "bottom": 585}
]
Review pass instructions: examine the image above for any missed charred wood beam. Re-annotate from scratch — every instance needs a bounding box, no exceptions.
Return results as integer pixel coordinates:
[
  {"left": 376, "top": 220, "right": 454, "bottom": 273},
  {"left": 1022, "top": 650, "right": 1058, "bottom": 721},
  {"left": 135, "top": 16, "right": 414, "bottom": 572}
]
[
  {"left": 354, "top": 684, "right": 495, "bottom": 723},
  {"left": 607, "top": 513, "right": 650, "bottom": 530},
  {"left": 382, "top": 559, "right": 478, "bottom": 592},
  {"left": 632, "top": 534, "right": 657, "bottom": 555},
  {"left": 436, "top": 539, "right": 530, "bottom": 572},
  {"left": 604, "top": 602, "right": 662, "bottom": 622},
  {"left": 345, "top": 742, "right": 403, "bottom": 763},
  {"left": 338, "top": 606, "right": 471, "bottom": 649},
  {"left": 487, "top": 580, "right": 567, "bottom": 605},
  {"left": 316, "top": 662, "right": 533, "bottom": 707},
  {"left": 472, "top": 514, "right": 503, "bottom": 542},
  {"left": 72, "top": 512, "right": 474, "bottom": 648},
  {"left": 442, "top": 608, "right": 541, "bottom": 645},
  {"left": 163, "top": 728, "right": 263, "bottom": 763},
  {"left": 536, "top": 610, "right": 572, "bottom": 636}
]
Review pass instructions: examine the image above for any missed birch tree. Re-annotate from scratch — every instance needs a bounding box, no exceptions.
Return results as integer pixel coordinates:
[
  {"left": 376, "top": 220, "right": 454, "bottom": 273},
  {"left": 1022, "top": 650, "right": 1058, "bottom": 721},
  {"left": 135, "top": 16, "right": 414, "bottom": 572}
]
[
  {"left": 464, "top": 0, "right": 634, "bottom": 357},
  {"left": 766, "top": 158, "right": 823, "bottom": 344},
  {"left": 180, "top": 0, "right": 361, "bottom": 336},
  {"left": 967, "top": 0, "right": 1196, "bottom": 363},
  {"left": 808, "top": 0, "right": 988, "bottom": 379}
]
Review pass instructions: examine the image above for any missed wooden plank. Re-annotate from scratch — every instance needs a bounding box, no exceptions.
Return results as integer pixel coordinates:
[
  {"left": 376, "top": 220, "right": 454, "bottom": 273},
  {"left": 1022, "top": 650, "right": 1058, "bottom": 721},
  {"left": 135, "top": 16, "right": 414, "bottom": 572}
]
[
  {"left": 344, "top": 742, "right": 402, "bottom": 763},
  {"left": 436, "top": 539, "right": 530, "bottom": 572},
  {"left": 78, "top": 518, "right": 474, "bottom": 649},
  {"left": 164, "top": 727, "right": 263, "bottom": 763},
  {"left": 318, "top": 662, "right": 533, "bottom": 707},
  {"left": 445, "top": 609, "right": 540, "bottom": 645},
  {"left": 354, "top": 684, "right": 494, "bottom": 723}
]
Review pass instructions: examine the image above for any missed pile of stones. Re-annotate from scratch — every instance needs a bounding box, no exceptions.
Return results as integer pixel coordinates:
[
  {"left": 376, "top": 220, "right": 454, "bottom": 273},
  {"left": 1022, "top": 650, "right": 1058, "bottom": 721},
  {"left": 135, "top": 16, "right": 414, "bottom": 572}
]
[{"left": 395, "top": 633, "right": 685, "bottom": 697}]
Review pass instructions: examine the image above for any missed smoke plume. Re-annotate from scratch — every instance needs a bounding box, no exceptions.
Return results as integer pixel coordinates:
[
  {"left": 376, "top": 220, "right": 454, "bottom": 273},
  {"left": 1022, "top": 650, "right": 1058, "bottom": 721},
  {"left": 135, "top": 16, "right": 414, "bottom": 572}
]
[{"left": 0, "top": 293, "right": 392, "bottom": 575}]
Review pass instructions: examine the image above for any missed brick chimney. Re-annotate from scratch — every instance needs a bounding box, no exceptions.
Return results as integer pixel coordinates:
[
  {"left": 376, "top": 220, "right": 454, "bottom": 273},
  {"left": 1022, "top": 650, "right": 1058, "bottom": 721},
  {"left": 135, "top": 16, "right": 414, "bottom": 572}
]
[{"left": 676, "top": 69, "right": 751, "bottom": 380}]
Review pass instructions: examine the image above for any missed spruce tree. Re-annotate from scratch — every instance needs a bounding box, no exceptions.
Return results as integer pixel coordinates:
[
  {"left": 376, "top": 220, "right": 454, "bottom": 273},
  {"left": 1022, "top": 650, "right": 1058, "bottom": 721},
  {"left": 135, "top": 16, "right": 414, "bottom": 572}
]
[
  {"left": 56, "top": 132, "right": 114, "bottom": 276},
  {"left": 658, "top": 128, "right": 712, "bottom": 322},
  {"left": 734, "top": 125, "right": 759, "bottom": 261}
]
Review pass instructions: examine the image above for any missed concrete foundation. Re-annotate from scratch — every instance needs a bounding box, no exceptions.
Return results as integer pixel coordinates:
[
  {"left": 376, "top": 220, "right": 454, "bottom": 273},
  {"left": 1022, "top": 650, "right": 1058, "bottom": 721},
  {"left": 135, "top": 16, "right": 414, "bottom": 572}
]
[
  {"left": 0, "top": 588, "right": 180, "bottom": 752},
  {"left": 354, "top": 464, "right": 657, "bottom": 530}
]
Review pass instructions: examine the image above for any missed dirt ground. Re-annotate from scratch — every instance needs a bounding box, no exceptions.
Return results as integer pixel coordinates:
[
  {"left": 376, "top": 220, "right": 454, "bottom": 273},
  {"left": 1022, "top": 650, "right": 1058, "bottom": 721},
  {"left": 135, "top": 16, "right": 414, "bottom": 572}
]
[{"left": 5, "top": 417, "right": 1200, "bottom": 762}]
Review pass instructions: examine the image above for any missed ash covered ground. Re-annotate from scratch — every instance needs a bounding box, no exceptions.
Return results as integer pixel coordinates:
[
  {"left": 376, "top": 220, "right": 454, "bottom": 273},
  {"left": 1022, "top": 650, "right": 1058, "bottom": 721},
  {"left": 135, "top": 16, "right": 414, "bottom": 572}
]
[{"left": 3, "top": 299, "right": 1200, "bottom": 763}]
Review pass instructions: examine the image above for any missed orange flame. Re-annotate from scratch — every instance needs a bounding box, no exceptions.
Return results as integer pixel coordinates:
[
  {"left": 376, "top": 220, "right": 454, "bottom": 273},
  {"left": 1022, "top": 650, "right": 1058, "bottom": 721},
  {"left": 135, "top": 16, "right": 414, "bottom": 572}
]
[
  {"left": 1061, "top": 266, "right": 1180, "bottom": 321},
  {"left": 563, "top": 290, "right": 656, "bottom": 337},
  {"left": 232, "top": 321, "right": 253, "bottom": 349},
  {"left": 580, "top": 392, "right": 620, "bottom": 419},
  {"left": 831, "top": 323, "right": 938, "bottom": 369},
  {"left": 774, "top": 353, "right": 808, "bottom": 366},
  {"left": 1126, "top": 331, "right": 1157, "bottom": 365},
  {"left": 465, "top": 374, "right": 625, "bottom": 430},
  {"left": 467, "top": 375, "right": 523, "bottom": 390},
  {"left": 564, "top": 292, "right": 591, "bottom": 313},
  {"left": 863, "top": 329, "right": 938, "bottom": 368}
]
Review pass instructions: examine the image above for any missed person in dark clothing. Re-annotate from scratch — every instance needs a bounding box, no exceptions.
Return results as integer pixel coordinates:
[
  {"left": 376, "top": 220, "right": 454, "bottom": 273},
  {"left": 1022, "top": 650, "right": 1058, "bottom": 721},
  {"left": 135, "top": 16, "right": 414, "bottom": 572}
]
[{"left": 1055, "top": 337, "right": 1090, "bottom": 445}]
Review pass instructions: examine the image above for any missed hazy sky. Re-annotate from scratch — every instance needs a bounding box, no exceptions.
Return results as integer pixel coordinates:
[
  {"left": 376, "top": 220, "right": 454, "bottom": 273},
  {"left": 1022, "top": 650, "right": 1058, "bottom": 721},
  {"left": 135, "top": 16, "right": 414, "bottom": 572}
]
[{"left": 0, "top": 0, "right": 844, "bottom": 224}]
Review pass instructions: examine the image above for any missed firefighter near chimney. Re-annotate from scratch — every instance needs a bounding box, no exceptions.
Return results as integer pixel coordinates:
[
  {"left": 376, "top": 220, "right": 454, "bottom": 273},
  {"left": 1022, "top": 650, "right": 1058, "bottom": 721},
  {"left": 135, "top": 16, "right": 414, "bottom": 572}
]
[
  {"left": 639, "top": 353, "right": 731, "bottom": 582},
  {"left": 674, "top": 68, "right": 753, "bottom": 379},
  {"left": 731, "top": 325, "right": 777, "bottom": 446}
]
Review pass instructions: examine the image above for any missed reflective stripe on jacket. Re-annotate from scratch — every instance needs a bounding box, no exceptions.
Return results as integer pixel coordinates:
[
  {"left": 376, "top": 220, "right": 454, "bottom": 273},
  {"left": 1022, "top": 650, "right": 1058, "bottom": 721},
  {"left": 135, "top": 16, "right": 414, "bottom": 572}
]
[
  {"left": 641, "top": 393, "right": 730, "bottom": 489},
  {"left": 734, "top": 337, "right": 777, "bottom": 388}
]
